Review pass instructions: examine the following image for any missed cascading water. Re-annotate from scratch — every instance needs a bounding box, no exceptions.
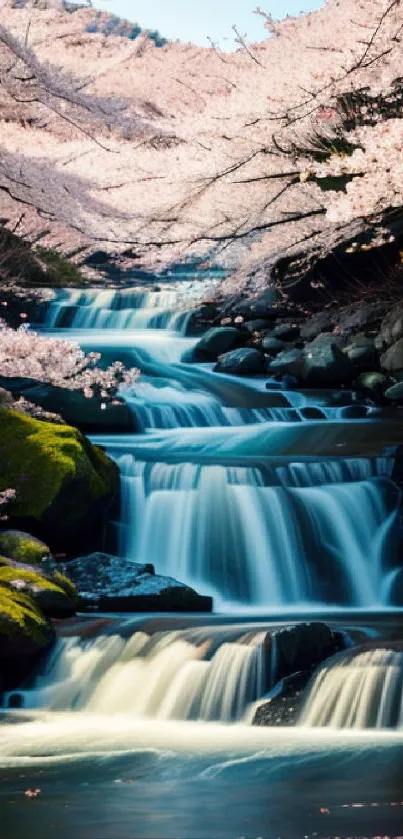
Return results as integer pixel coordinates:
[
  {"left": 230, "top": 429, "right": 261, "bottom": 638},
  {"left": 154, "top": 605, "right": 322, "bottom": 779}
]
[
  {"left": 4, "top": 629, "right": 267, "bottom": 723},
  {"left": 112, "top": 453, "right": 399, "bottom": 607},
  {"left": 36, "top": 275, "right": 403, "bottom": 610},
  {"left": 300, "top": 647, "right": 403, "bottom": 729}
]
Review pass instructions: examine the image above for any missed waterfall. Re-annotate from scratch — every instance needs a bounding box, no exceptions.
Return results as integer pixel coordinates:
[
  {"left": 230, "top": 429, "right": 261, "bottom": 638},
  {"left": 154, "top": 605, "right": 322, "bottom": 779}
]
[
  {"left": 299, "top": 648, "right": 403, "bottom": 729},
  {"left": 34, "top": 267, "right": 403, "bottom": 614},
  {"left": 43, "top": 286, "right": 209, "bottom": 334},
  {"left": 3, "top": 630, "right": 266, "bottom": 723},
  {"left": 112, "top": 451, "right": 399, "bottom": 607}
]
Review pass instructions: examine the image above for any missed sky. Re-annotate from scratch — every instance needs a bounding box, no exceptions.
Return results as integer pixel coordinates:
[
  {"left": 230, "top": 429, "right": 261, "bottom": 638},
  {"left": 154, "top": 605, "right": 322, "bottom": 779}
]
[{"left": 87, "top": 1, "right": 325, "bottom": 47}]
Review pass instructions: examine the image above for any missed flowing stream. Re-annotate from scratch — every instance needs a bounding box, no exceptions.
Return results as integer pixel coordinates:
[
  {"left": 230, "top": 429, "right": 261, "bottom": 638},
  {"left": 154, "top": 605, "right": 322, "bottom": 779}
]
[{"left": 2, "top": 270, "right": 403, "bottom": 838}]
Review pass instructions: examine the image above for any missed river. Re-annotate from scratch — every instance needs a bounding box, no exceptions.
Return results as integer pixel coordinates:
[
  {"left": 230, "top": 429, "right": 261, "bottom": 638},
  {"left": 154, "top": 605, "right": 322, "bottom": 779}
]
[{"left": 1, "top": 268, "right": 403, "bottom": 838}]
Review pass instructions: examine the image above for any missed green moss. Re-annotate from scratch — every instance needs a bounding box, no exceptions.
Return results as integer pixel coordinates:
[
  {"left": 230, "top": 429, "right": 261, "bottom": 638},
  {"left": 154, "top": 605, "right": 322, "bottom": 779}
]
[
  {"left": 0, "top": 531, "right": 49, "bottom": 565},
  {"left": 53, "top": 571, "right": 80, "bottom": 606},
  {"left": 0, "top": 408, "right": 118, "bottom": 523},
  {"left": 0, "top": 565, "right": 64, "bottom": 594},
  {"left": 34, "top": 247, "right": 84, "bottom": 288},
  {"left": 0, "top": 584, "right": 50, "bottom": 644}
]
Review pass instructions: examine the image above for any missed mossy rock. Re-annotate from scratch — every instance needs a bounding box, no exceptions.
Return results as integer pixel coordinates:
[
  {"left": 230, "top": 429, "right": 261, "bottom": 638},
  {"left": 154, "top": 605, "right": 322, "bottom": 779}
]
[
  {"left": 0, "top": 564, "right": 76, "bottom": 618},
  {"left": 0, "top": 530, "right": 50, "bottom": 565},
  {"left": 34, "top": 247, "right": 84, "bottom": 287},
  {"left": 0, "top": 584, "right": 53, "bottom": 659},
  {"left": 0, "top": 408, "right": 119, "bottom": 549}
]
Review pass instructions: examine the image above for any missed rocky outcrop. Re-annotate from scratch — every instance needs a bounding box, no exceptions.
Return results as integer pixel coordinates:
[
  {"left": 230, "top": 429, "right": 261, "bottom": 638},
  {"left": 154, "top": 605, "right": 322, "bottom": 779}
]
[
  {"left": 0, "top": 408, "right": 119, "bottom": 552},
  {"left": 61, "top": 552, "right": 213, "bottom": 612}
]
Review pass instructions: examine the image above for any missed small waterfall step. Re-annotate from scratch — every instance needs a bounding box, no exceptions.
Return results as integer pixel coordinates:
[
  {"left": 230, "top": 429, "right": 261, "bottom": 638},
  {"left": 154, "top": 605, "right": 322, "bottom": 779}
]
[{"left": 300, "top": 644, "right": 403, "bottom": 729}]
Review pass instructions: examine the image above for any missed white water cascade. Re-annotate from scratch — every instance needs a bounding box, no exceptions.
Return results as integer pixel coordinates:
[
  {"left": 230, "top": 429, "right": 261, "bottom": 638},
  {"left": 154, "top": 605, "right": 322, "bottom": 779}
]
[
  {"left": 4, "top": 630, "right": 266, "bottom": 722},
  {"left": 300, "top": 648, "right": 403, "bottom": 729},
  {"left": 110, "top": 451, "right": 399, "bottom": 608},
  {"left": 36, "top": 270, "right": 403, "bottom": 611},
  {"left": 44, "top": 284, "right": 211, "bottom": 333}
]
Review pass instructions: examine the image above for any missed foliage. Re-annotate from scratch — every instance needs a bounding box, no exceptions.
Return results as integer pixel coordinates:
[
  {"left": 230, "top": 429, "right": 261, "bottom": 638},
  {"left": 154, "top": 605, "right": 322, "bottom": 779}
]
[{"left": 0, "top": 320, "right": 138, "bottom": 402}]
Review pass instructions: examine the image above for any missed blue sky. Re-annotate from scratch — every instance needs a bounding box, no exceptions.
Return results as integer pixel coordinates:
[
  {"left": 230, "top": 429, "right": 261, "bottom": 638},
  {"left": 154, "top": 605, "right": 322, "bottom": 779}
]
[{"left": 86, "top": 1, "right": 325, "bottom": 47}]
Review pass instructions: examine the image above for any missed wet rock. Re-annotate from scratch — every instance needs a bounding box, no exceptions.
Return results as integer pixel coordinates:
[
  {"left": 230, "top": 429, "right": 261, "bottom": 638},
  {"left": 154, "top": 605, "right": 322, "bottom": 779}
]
[
  {"left": 214, "top": 348, "right": 265, "bottom": 376},
  {"left": 385, "top": 382, "right": 403, "bottom": 403},
  {"left": 339, "top": 405, "right": 370, "bottom": 419},
  {"left": 299, "top": 406, "right": 326, "bottom": 420},
  {"left": 381, "top": 339, "right": 403, "bottom": 374},
  {"left": 273, "top": 323, "right": 300, "bottom": 341},
  {"left": 242, "top": 319, "right": 270, "bottom": 334},
  {"left": 231, "top": 290, "right": 280, "bottom": 320},
  {"left": 62, "top": 553, "right": 213, "bottom": 613},
  {"left": 339, "top": 302, "right": 384, "bottom": 335},
  {"left": 252, "top": 622, "right": 343, "bottom": 727},
  {"left": 268, "top": 348, "right": 304, "bottom": 379},
  {"left": 356, "top": 371, "right": 389, "bottom": 396},
  {"left": 263, "top": 622, "right": 340, "bottom": 686},
  {"left": 252, "top": 671, "right": 311, "bottom": 727},
  {"left": 194, "top": 327, "right": 246, "bottom": 361},
  {"left": 0, "top": 376, "right": 135, "bottom": 433},
  {"left": 262, "top": 335, "right": 288, "bottom": 356},
  {"left": 300, "top": 341, "right": 352, "bottom": 386},
  {"left": 345, "top": 337, "right": 378, "bottom": 371},
  {"left": 300, "top": 311, "right": 335, "bottom": 341},
  {"left": 377, "top": 305, "right": 403, "bottom": 348},
  {"left": 306, "top": 331, "right": 347, "bottom": 350}
]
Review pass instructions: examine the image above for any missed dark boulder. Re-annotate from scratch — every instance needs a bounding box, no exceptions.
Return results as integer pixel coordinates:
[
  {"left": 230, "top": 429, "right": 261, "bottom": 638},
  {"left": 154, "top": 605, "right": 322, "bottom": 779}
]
[
  {"left": 252, "top": 671, "right": 311, "bottom": 727},
  {"left": 300, "top": 311, "right": 335, "bottom": 341},
  {"left": 61, "top": 553, "right": 213, "bottom": 613},
  {"left": 242, "top": 319, "right": 270, "bottom": 334},
  {"left": 0, "top": 376, "right": 135, "bottom": 434},
  {"left": 381, "top": 339, "right": 403, "bottom": 374},
  {"left": 262, "top": 335, "right": 288, "bottom": 356},
  {"left": 385, "top": 382, "right": 403, "bottom": 403},
  {"left": 268, "top": 348, "right": 304, "bottom": 378},
  {"left": 215, "top": 348, "right": 265, "bottom": 376},
  {"left": 345, "top": 337, "right": 378, "bottom": 371},
  {"left": 339, "top": 302, "right": 384, "bottom": 335},
  {"left": 231, "top": 290, "right": 280, "bottom": 320},
  {"left": 299, "top": 406, "right": 326, "bottom": 420},
  {"left": 300, "top": 341, "right": 352, "bottom": 386},
  {"left": 356, "top": 371, "right": 389, "bottom": 396},
  {"left": 194, "top": 327, "right": 246, "bottom": 361},
  {"left": 252, "top": 622, "right": 343, "bottom": 727},
  {"left": 376, "top": 305, "right": 403, "bottom": 349},
  {"left": 273, "top": 323, "right": 300, "bottom": 341},
  {"left": 263, "top": 621, "right": 341, "bottom": 687}
]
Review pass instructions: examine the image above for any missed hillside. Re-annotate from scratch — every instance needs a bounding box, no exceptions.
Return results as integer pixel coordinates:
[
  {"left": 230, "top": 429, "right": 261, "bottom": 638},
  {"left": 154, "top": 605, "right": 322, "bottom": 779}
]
[{"left": 0, "top": 0, "right": 401, "bottom": 300}]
